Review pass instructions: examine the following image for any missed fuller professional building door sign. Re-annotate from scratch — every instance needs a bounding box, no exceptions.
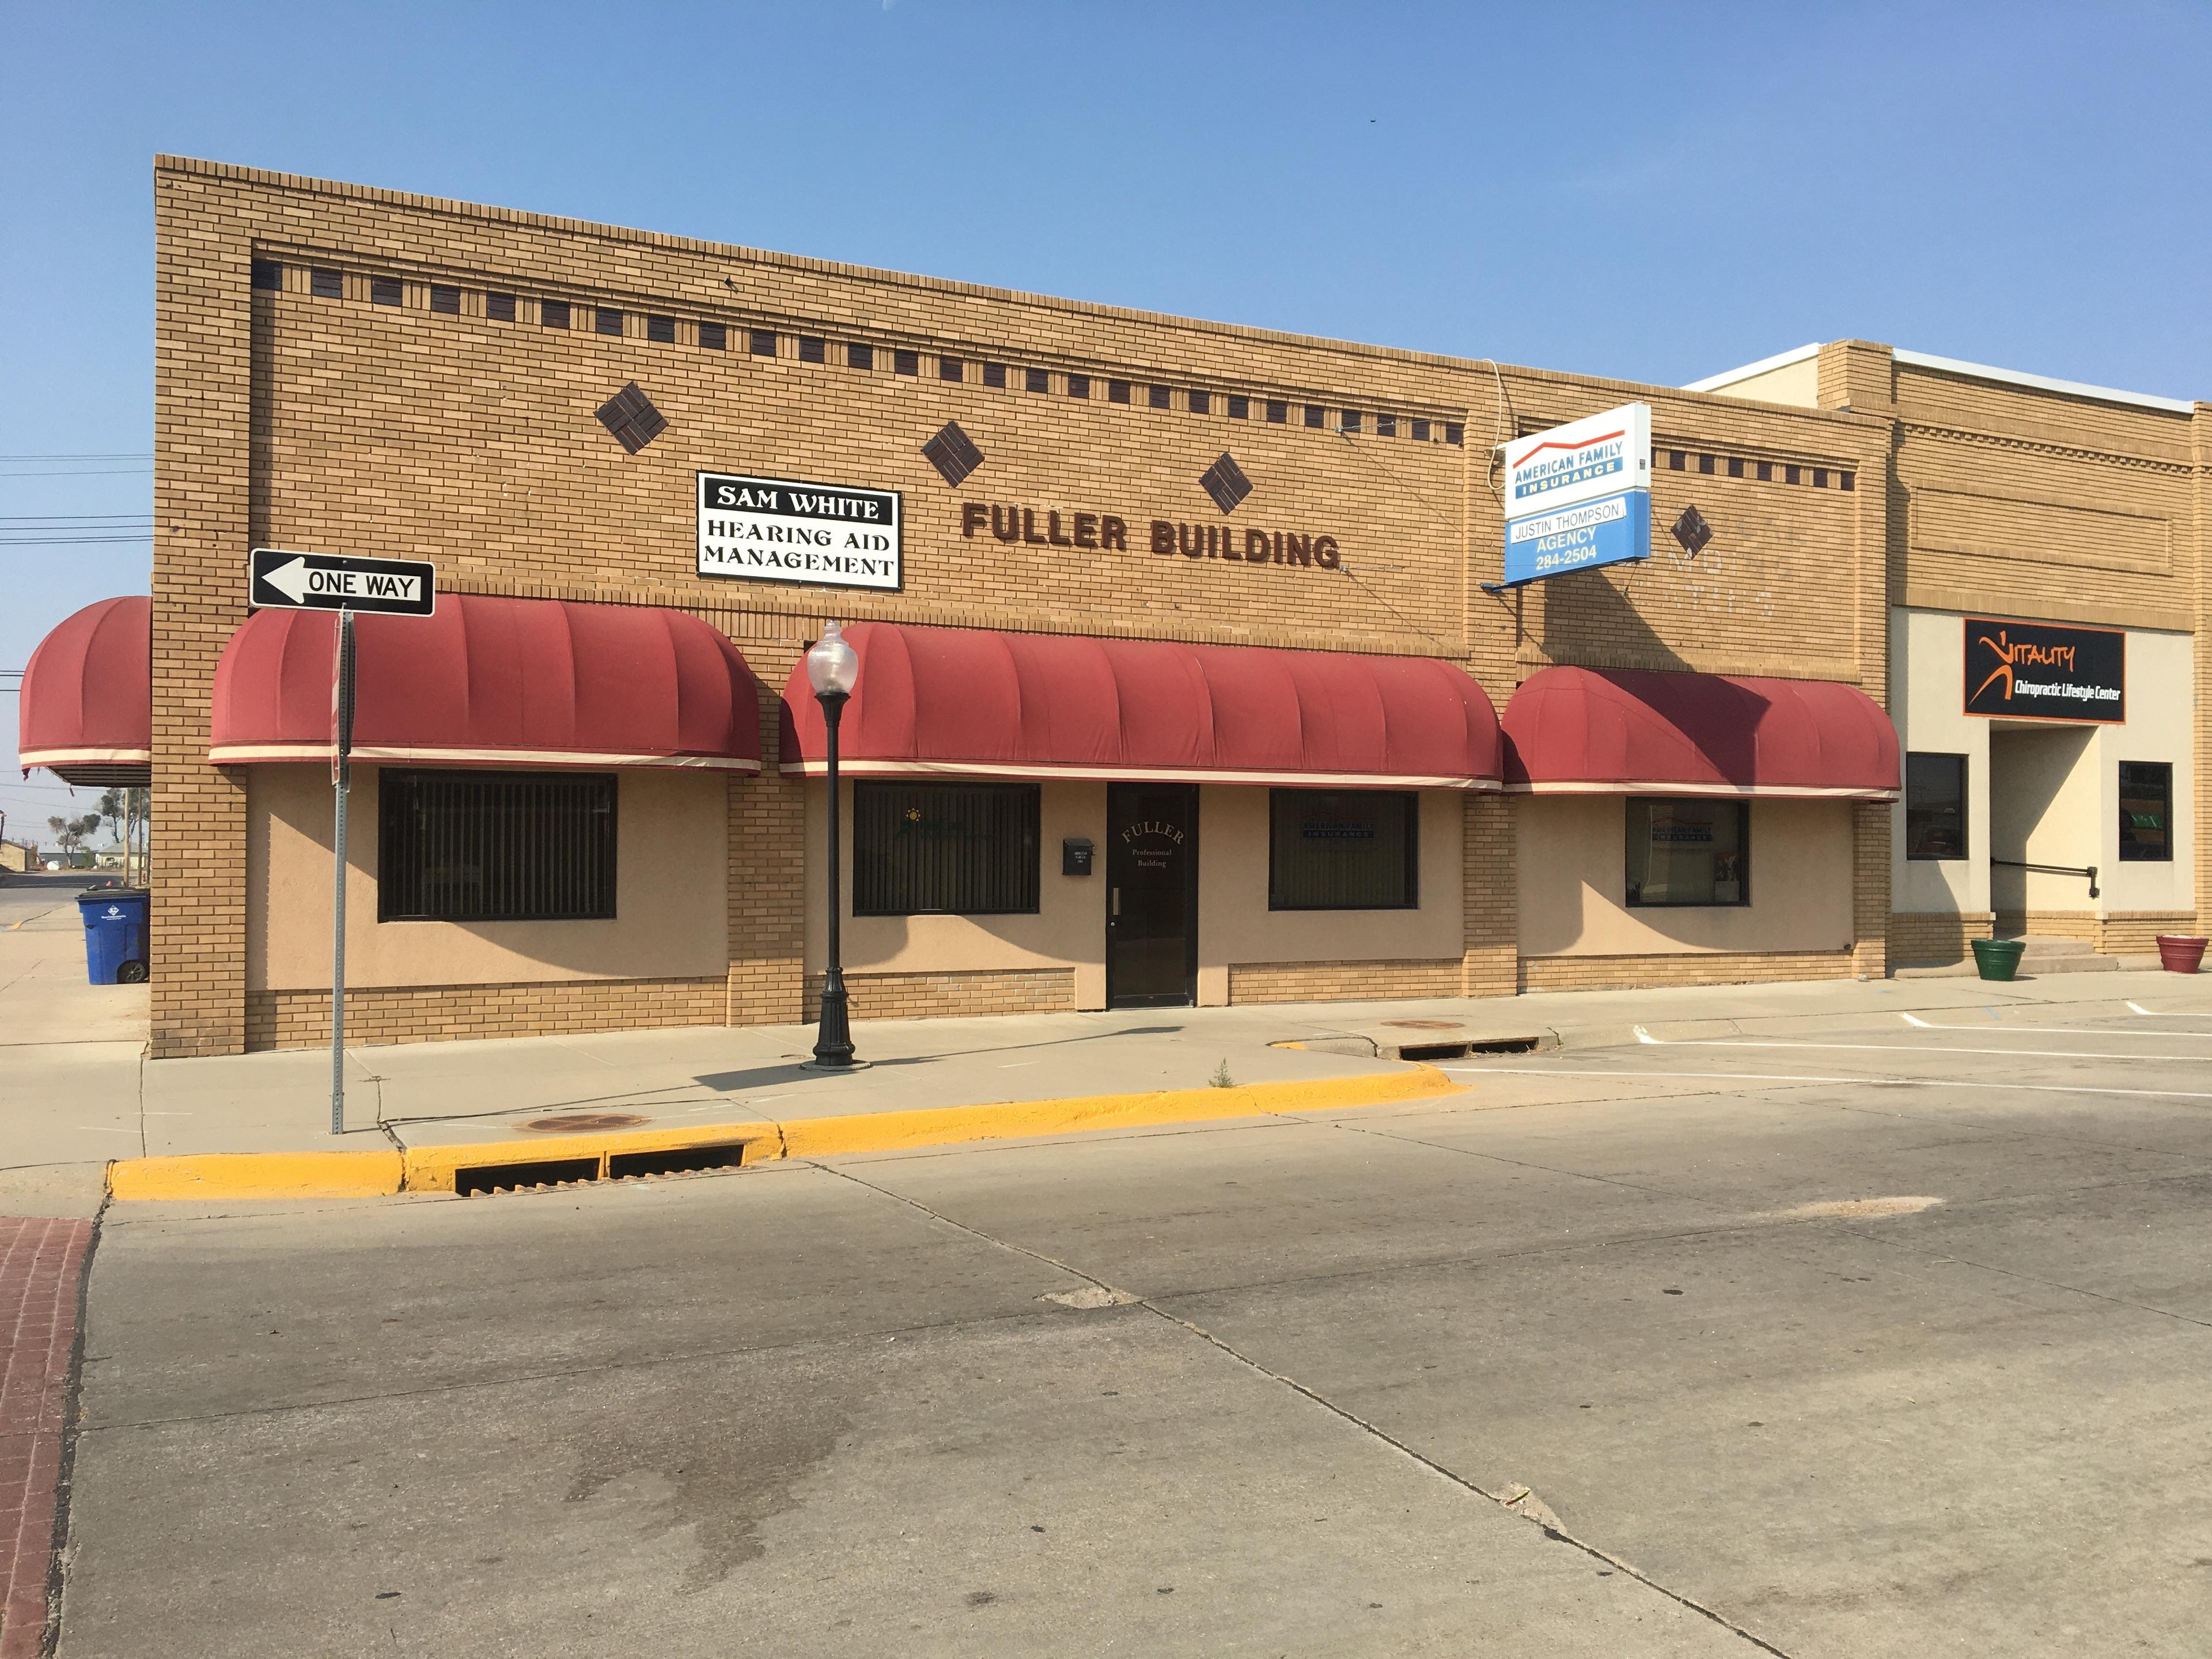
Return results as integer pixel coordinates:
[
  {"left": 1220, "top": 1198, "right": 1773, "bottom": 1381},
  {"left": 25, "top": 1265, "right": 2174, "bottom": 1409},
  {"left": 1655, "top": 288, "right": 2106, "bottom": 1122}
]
[
  {"left": 698, "top": 472, "right": 902, "bottom": 592},
  {"left": 1963, "top": 616, "right": 2124, "bottom": 723}
]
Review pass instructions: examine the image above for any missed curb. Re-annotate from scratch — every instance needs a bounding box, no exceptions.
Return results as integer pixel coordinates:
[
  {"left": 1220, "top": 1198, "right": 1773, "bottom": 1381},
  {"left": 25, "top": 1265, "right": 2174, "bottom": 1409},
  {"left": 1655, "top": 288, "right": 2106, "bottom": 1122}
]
[{"left": 104, "top": 1064, "right": 1464, "bottom": 1203}]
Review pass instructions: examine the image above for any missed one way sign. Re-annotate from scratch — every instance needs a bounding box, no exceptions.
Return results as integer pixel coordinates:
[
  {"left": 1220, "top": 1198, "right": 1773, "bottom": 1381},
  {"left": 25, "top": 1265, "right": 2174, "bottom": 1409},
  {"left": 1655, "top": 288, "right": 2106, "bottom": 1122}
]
[{"left": 249, "top": 548, "right": 437, "bottom": 616}]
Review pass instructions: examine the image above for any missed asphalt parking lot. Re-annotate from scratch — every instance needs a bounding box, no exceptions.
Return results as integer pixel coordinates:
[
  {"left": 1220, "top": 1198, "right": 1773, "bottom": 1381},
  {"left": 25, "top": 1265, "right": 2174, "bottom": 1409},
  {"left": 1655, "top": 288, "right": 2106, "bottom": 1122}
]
[{"left": 50, "top": 994, "right": 2212, "bottom": 1657}]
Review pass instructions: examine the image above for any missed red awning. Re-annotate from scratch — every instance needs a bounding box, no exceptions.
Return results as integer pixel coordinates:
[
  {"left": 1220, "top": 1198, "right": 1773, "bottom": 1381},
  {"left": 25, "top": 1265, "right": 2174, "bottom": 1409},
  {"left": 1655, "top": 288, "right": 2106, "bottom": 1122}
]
[
  {"left": 779, "top": 623, "right": 1501, "bottom": 789},
  {"left": 210, "top": 594, "right": 762, "bottom": 771},
  {"left": 1502, "top": 666, "right": 1899, "bottom": 799},
  {"left": 18, "top": 596, "right": 152, "bottom": 787}
]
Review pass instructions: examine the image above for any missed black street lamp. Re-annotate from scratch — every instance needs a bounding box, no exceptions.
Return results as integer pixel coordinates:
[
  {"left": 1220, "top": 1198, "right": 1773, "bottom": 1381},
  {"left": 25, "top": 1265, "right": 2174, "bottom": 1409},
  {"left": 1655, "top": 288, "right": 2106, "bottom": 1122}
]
[{"left": 806, "top": 622, "right": 860, "bottom": 1068}]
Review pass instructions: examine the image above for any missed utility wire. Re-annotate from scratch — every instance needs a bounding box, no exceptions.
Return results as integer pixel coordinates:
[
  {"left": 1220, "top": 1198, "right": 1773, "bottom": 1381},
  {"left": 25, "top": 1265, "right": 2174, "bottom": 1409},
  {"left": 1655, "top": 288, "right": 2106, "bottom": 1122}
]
[{"left": 0, "top": 536, "right": 154, "bottom": 546}]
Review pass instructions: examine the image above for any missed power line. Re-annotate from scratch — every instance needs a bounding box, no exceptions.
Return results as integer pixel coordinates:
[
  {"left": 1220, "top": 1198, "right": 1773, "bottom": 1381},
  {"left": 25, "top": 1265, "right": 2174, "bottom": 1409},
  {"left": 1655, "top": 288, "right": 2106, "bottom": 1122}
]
[
  {"left": 0, "top": 514, "right": 156, "bottom": 523},
  {"left": 0, "top": 452, "right": 151, "bottom": 461},
  {"left": 0, "top": 468, "right": 154, "bottom": 478},
  {"left": 0, "top": 536, "right": 154, "bottom": 547}
]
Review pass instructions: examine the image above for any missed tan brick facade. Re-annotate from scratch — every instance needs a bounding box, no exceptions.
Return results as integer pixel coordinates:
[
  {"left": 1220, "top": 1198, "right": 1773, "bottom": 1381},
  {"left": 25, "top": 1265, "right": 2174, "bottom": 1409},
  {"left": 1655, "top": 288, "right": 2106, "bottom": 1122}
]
[{"left": 147, "top": 157, "right": 2206, "bottom": 1056}]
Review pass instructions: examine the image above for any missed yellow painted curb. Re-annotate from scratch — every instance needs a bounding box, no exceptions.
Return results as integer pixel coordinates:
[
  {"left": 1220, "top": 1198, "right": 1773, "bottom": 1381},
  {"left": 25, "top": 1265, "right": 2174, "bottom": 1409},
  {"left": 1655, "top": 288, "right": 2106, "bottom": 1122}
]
[
  {"left": 105, "top": 1065, "right": 1464, "bottom": 1202},
  {"left": 775, "top": 1065, "right": 1462, "bottom": 1160},
  {"left": 108, "top": 1149, "right": 406, "bottom": 1202}
]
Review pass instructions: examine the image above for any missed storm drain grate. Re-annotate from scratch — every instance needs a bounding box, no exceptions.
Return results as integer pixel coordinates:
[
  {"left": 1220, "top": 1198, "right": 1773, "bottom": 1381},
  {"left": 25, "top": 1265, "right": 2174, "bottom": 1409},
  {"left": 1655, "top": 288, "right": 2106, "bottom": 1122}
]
[
  {"left": 454, "top": 1157, "right": 601, "bottom": 1197},
  {"left": 608, "top": 1143, "right": 748, "bottom": 1181},
  {"left": 453, "top": 1141, "right": 751, "bottom": 1197},
  {"left": 1397, "top": 1041, "right": 1471, "bottom": 1061}
]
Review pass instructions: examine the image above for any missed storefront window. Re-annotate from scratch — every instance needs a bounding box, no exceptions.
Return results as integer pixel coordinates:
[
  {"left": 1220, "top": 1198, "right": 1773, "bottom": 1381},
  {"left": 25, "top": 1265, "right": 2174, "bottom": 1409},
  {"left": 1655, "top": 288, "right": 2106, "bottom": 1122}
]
[
  {"left": 1905, "top": 752, "right": 1968, "bottom": 860},
  {"left": 1268, "top": 790, "right": 1418, "bottom": 910},
  {"left": 2118, "top": 762, "right": 2172, "bottom": 862},
  {"left": 378, "top": 770, "right": 616, "bottom": 922},
  {"left": 1626, "top": 799, "right": 1749, "bottom": 907},
  {"left": 853, "top": 782, "right": 1040, "bottom": 915}
]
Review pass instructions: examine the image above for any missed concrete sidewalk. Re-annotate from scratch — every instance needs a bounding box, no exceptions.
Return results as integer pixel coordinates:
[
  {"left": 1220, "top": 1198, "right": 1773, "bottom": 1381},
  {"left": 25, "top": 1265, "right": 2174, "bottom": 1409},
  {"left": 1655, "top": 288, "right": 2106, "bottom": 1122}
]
[{"left": 4, "top": 879, "right": 2209, "bottom": 1205}]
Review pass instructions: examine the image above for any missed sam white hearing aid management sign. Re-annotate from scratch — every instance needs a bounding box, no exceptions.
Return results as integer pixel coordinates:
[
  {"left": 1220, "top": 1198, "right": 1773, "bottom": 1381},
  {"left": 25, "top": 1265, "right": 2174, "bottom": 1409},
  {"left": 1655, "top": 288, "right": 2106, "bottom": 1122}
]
[{"left": 698, "top": 471, "right": 903, "bottom": 593}]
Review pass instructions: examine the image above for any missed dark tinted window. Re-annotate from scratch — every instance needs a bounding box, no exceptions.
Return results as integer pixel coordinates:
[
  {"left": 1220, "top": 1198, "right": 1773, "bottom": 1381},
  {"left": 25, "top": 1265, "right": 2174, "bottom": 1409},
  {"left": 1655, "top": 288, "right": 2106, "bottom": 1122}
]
[
  {"left": 311, "top": 267, "right": 343, "bottom": 298},
  {"left": 1067, "top": 374, "right": 1090, "bottom": 399},
  {"left": 541, "top": 300, "right": 571, "bottom": 329},
  {"left": 250, "top": 260, "right": 283, "bottom": 291},
  {"left": 370, "top": 276, "right": 403, "bottom": 307},
  {"left": 853, "top": 783, "right": 1039, "bottom": 916},
  {"left": 1025, "top": 368, "right": 1049, "bottom": 393},
  {"left": 849, "top": 342, "right": 873, "bottom": 370},
  {"left": 378, "top": 771, "right": 616, "bottom": 922},
  {"left": 894, "top": 349, "right": 918, "bottom": 376},
  {"left": 1148, "top": 384, "right": 1171, "bottom": 409},
  {"left": 698, "top": 321, "right": 726, "bottom": 350},
  {"left": 1626, "top": 800, "right": 1749, "bottom": 907},
  {"left": 1108, "top": 380, "right": 1131, "bottom": 404},
  {"left": 646, "top": 314, "right": 676, "bottom": 343},
  {"left": 1268, "top": 791, "right": 1418, "bottom": 910},
  {"left": 596, "top": 308, "right": 623, "bottom": 335},
  {"left": 982, "top": 361, "right": 1006, "bottom": 388},
  {"left": 749, "top": 329, "right": 776, "bottom": 357},
  {"left": 486, "top": 291, "right": 516, "bottom": 322},
  {"left": 2119, "top": 762, "right": 2173, "bottom": 861},
  {"left": 430, "top": 284, "right": 461, "bottom": 315},
  {"left": 1906, "top": 753, "right": 1967, "bottom": 860},
  {"left": 939, "top": 356, "right": 963, "bottom": 381},
  {"left": 799, "top": 336, "right": 826, "bottom": 363}
]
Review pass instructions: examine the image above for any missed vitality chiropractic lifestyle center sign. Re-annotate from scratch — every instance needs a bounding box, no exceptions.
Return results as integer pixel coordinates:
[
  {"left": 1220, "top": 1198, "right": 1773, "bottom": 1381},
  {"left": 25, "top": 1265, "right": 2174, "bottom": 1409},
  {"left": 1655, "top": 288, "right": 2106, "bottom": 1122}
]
[
  {"left": 1499, "top": 402, "right": 1653, "bottom": 588},
  {"left": 698, "top": 472, "right": 903, "bottom": 592},
  {"left": 1963, "top": 616, "right": 2126, "bottom": 723}
]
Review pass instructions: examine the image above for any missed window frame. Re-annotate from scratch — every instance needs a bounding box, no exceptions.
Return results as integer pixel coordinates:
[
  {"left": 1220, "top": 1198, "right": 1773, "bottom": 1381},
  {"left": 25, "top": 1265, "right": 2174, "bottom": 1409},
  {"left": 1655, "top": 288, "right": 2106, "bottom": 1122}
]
[
  {"left": 1623, "top": 798, "right": 1752, "bottom": 908},
  {"left": 2118, "top": 760, "right": 2175, "bottom": 863},
  {"left": 1266, "top": 789, "right": 1421, "bottom": 912},
  {"left": 1904, "top": 751, "right": 1969, "bottom": 862},
  {"left": 851, "top": 781, "right": 1042, "bottom": 918},
  {"left": 377, "top": 768, "right": 618, "bottom": 924}
]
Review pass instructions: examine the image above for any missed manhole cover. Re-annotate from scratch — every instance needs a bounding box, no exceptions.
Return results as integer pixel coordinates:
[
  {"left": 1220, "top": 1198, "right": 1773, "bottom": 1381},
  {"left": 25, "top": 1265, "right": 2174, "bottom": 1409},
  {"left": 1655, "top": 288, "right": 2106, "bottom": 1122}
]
[
  {"left": 516, "top": 1112, "right": 650, "bottom": 1135},
  {"left": 1379, "top": 1019, "right": 1460, "bottom": 1031}
]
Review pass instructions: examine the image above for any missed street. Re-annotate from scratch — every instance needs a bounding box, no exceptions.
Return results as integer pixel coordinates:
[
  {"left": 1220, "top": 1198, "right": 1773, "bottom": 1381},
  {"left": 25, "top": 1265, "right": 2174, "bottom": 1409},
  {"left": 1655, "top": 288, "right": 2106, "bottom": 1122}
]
[{"left": 50, "top": 998, "right": 2212, "bottom": 1657}]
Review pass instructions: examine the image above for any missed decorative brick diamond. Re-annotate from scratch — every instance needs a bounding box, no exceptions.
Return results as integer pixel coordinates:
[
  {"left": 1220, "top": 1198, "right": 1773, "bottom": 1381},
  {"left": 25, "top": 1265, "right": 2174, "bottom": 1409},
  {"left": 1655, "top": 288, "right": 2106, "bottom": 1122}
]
[
  {"left": 922, "top": 421, "right": 984, "bottom": 487},
  {"left": 1199, "top": 452, "right": 1253, "bottom": 515},
  {"left": 594, "top": 382, "right": 667, "bottom": 454},
  {"left": 1671, "top": 505, "right": 1713, "bottom": 556}
]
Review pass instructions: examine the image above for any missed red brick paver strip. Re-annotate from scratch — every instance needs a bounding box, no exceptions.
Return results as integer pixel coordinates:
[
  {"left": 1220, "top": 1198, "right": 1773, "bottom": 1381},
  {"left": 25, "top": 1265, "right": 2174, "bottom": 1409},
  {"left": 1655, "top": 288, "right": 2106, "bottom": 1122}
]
[{"left": 0, "top": 1219, "right": 93, "bottom": 1659}]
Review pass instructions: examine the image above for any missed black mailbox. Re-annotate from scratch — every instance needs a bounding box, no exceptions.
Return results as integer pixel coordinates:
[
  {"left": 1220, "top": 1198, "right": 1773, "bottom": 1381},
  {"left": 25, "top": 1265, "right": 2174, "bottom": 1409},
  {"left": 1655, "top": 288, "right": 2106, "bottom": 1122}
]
[{"left": 1062, "top": 837, "right": 1095, "bottom": 876}]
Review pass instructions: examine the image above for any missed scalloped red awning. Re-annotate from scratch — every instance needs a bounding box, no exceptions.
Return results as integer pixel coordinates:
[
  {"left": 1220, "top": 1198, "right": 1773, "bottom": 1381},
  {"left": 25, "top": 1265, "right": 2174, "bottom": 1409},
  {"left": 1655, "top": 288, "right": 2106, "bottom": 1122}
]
[
  {"left": 779, "top": 623, "right": 1501, "bottom": 789},
  {"left": 1501, "top": 666, "right": 1899, "bottom": 799},
  {"left": 210, "top": 594, "right": 762, "bottom": 771},
  {"left": 19, "top": 596, "right": 151, "bottom": 787}
]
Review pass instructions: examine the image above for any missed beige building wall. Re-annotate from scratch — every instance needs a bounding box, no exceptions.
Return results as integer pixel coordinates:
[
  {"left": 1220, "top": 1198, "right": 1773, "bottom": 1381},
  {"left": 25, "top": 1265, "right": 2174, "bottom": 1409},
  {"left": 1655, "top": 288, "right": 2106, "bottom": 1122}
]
[
  {"left": 802, "top": 781, "right": 1465, "bottom": 1011},
  {"left": 248, "top": 764, "right": 729, "bottom": 990},
  {"left": 1891, "top": 608, "right": 2194, "bottom": 933},
  {"left": 1516, "top": 796, "right": 1854, "bottom": 957}
]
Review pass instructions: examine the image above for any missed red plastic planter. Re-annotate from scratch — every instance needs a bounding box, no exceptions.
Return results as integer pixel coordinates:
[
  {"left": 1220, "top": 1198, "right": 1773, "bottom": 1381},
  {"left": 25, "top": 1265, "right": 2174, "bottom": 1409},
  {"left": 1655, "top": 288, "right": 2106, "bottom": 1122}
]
[{"left": 2154, "top": 935, "right": 2208, "bottom": 974}]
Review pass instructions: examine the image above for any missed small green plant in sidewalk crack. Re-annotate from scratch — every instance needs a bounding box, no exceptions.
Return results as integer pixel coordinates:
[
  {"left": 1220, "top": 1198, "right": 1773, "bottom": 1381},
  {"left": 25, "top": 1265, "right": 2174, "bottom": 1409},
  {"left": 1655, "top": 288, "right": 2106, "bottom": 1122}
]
[{"left": 1209, "top": 1060, "right": 1234, "bottom": 1089}]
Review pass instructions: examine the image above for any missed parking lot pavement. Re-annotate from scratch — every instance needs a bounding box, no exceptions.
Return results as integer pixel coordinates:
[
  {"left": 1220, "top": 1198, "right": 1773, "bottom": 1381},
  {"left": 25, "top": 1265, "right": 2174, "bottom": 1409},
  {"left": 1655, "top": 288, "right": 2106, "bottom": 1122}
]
[{"left": 47, "top": 1002, "right": 2212, "bottom": 1657}]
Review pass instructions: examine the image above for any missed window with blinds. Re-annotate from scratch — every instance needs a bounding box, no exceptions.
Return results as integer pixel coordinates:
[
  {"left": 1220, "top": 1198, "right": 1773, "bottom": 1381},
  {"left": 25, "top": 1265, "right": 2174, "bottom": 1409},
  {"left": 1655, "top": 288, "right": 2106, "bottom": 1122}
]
[
  {"left": 1268, "top": 790, "right": 1418, "bottom": 910},
  {"left": 853, "top": 782, "right": 1039, "bottom": 916},
  {"left": 378, "top": 771, "right": 618, "bottom": 922}
]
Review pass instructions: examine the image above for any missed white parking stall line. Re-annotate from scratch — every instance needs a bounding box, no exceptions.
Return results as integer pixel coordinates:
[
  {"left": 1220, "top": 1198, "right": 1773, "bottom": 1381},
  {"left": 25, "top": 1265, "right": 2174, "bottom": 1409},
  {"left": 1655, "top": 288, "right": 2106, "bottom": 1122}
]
[
  {"left": 1444, "top": 1065, "right": 2212, "bottom": 1104},
  {"left": 1632, "top": 1027, "right": 2177, "bottom": 1064},
  {"left": 1897, "top": 1012, "right": 2212, "bottom": 1040},
  {"left": 2127, "top": 1001, "right": 2212, "bottom": 1018}
]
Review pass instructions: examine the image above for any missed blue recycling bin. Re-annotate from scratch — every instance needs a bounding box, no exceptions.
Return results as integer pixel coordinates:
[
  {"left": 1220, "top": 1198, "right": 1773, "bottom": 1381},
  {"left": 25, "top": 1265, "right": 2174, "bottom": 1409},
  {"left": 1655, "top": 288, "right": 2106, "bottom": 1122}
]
[{"left": 77, "top": 891, "right": 149, "bottom": 984}]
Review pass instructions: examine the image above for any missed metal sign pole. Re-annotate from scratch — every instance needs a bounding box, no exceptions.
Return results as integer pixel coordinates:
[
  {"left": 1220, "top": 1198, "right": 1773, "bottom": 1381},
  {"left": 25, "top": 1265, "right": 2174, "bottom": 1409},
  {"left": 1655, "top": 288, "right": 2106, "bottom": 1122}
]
[{"left": 330, "top": 606, "right": 356, "bottom": 1137}]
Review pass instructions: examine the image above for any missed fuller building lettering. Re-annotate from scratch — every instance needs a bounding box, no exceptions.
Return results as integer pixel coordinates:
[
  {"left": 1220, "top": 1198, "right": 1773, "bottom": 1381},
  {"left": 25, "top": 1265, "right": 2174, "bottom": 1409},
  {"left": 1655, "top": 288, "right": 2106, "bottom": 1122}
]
[{"left": 961, "top": 502, "right": 1342, "bottom": 571}]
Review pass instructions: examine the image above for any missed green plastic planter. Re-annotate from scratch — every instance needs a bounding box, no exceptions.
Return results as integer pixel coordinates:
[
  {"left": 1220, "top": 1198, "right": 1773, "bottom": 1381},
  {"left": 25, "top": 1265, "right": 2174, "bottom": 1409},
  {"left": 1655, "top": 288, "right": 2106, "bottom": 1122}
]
[{"left": 1971, "top": 938, "right": 2025, "bottom": 982}]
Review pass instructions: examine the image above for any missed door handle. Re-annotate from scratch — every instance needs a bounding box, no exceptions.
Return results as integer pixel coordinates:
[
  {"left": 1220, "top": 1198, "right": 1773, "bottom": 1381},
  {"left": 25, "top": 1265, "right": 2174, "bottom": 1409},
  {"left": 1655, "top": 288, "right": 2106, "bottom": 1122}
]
[{"left": 1110, "top": 887, "right": 1120, "bottom": 918}]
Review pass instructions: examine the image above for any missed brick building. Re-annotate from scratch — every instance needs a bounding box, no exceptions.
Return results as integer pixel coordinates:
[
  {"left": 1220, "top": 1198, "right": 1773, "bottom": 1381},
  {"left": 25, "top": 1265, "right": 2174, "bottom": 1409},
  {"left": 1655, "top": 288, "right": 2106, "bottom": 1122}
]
[{"left": 17, "top": 158, "right": 2199, "bottom": 1058}]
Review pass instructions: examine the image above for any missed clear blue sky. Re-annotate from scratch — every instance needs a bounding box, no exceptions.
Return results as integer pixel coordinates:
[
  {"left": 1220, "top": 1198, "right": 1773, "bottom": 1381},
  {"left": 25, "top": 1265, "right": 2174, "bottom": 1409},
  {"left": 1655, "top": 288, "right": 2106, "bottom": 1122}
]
[{"left": 5, "top": 2, "right": 2208, "bottom": 844}]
